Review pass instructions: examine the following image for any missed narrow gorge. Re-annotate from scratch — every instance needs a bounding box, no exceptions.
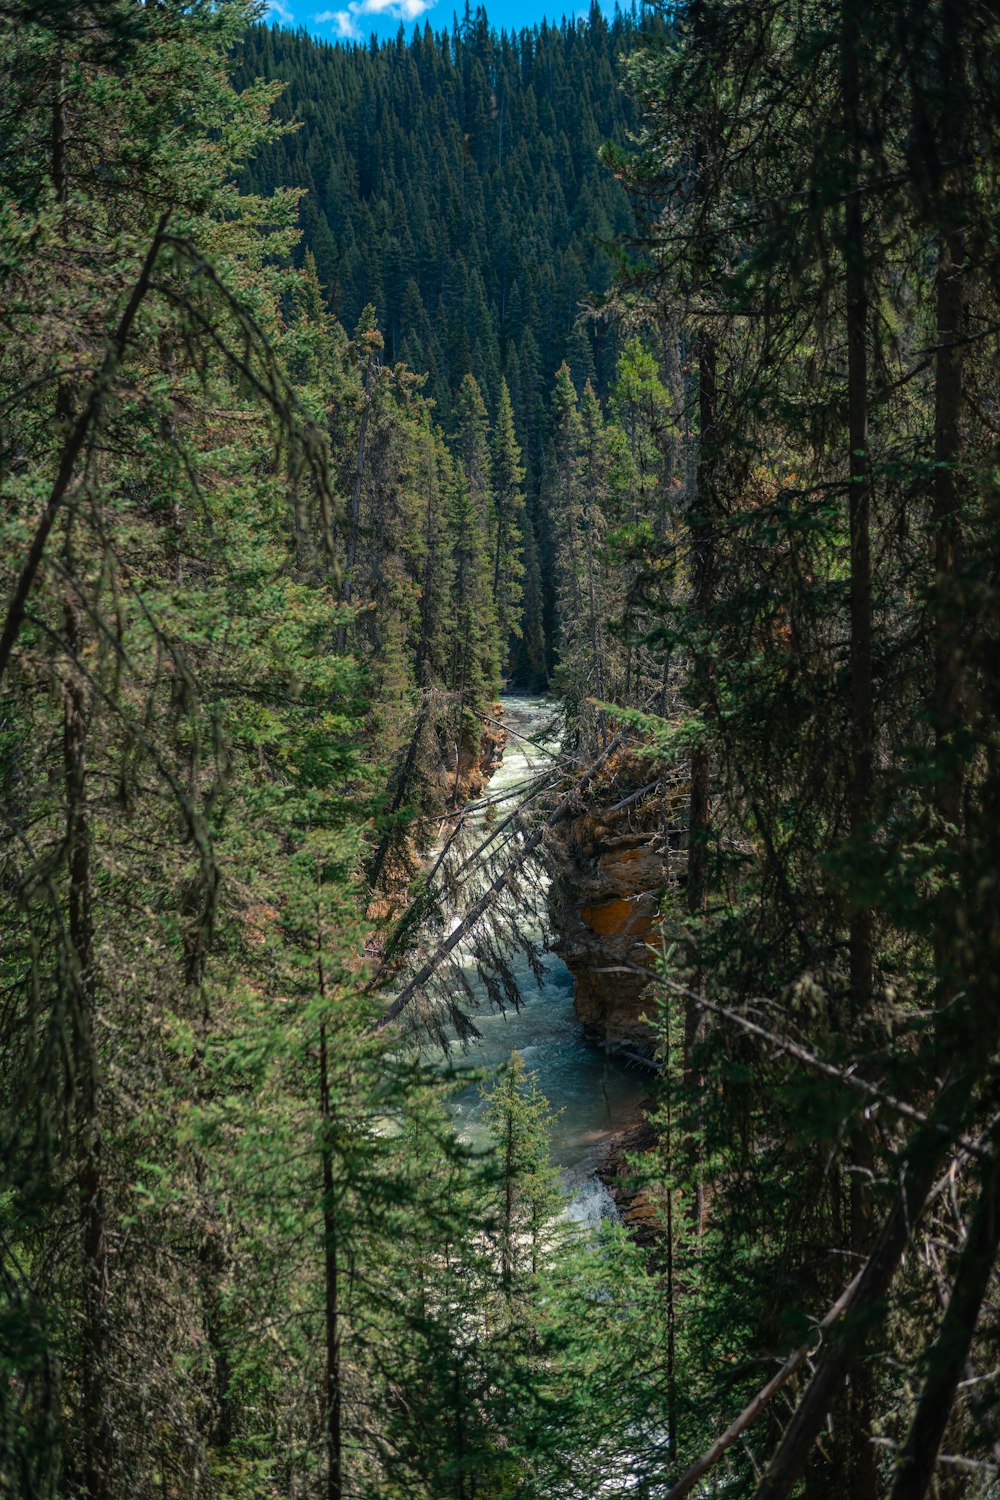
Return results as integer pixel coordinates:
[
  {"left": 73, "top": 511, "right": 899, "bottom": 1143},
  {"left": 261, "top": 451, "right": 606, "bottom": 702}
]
[
  {"left": 439, "top": 701, "right": 640, "bottom": 1198},
  {"left": 416, "top": 696, "right": 676, "bottom": 1223}
]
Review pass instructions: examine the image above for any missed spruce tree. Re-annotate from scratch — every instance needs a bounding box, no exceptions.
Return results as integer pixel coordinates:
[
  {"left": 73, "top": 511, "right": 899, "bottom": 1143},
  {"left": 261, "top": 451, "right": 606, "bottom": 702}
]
[{"left": 488, "top": 376, "right": 526, "bottom": 671}]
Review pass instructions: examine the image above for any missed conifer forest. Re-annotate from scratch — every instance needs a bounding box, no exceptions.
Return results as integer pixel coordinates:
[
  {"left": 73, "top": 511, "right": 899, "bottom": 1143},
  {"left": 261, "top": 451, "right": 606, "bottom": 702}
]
[{"left": 2, "top": 0, "right": 1000, "bottom": 1495}]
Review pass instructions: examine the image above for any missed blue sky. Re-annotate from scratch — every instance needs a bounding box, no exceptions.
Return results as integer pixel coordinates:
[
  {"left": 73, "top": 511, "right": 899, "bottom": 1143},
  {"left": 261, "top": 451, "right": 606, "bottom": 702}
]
[{"left": 264, "top": 0, "right": 602, "bottom": 46}]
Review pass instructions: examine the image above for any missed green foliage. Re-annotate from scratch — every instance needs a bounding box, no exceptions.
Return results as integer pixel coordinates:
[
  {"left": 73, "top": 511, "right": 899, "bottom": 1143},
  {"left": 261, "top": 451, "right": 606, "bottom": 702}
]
[
  {"left": 490, "top": 377, "right": 527, "bottom": 658},
  {"left": 0, "top": 5, "right": 681, "bottom": 1496},
  {"left": 8, "top": 0, "right": 999, "bottom": 1493},
  {"left": 558, "top": 0, "right": 1000, "bottom": 1490},
  {"left": 230, "top": 8, "right": 659, "bottom": 683}
]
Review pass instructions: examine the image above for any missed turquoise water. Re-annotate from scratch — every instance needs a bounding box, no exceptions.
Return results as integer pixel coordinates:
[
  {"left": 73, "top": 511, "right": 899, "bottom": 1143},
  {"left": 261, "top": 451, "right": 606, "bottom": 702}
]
[{"left": 438, "top": 696, "right": 649, "bottom": 1213}]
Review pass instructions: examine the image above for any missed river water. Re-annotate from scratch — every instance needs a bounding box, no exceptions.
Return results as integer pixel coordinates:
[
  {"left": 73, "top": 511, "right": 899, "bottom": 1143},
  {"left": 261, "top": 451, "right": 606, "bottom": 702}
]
[{"left": 442, "top": 695, "right": 648, "bottom": 1221}]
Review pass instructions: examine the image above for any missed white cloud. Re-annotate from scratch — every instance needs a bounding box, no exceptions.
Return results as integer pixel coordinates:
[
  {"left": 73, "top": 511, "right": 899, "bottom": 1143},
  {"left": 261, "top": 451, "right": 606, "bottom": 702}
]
[
  {"left": 314, "top": 0, "right": 434, "bottom": 40},
  {"left": 314, "top": 7, "right": 362, "bottom": 35},
  {"left": 267, "top": 0, "right": 295, "bottom": 21}
]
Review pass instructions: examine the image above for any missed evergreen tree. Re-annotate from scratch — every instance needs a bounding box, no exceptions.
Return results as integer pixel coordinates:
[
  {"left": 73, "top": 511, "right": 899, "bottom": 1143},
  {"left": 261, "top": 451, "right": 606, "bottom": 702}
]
[
  {"left": 481, "top": 1051, "right": 562, "bottom": 1300},
  {"left": 489, "top": 377, "right": 526, "bottom": 670},
  {"left": 548, "top": 363, "right": 612, "bottom": 730},
  {"left": 584, "top": 0, "right": 1000, "bottom": 1488}
]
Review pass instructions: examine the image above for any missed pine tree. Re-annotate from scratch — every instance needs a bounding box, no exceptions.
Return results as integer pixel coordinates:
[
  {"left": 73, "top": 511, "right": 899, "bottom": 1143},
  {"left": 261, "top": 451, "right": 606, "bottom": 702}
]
[
  {"left": 488, "top": 377, "right": 526, "bottom": 671},
  {"left": 595, "top": 0, "right": 1000, "bottom": 1489},
  {"left": 548, "top": 363, "right": 612, "bottom": 731},
  {"left": 578, "top": 380, "right": 612, "bottom": 737},
  {"left": 481, "top": 1051, "right": 562, "bottom": 1300},
  {"left": 444, "top": 374, "right": 500, "bottom": 802}
]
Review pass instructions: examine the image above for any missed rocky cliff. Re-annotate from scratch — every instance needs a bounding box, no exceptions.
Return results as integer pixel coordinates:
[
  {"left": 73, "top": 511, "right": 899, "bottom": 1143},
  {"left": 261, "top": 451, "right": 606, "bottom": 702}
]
[
  {"left": 438, "top": 708, "right": 507, "bottom": 806},
  {"left": 545, "top": 752, "right": 685, "bottom": 1061}
]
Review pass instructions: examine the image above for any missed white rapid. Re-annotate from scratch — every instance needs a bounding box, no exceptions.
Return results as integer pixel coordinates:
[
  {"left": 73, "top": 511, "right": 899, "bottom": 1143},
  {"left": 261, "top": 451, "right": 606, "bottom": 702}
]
[{"left": 442, "top": 695, "right": 648, "bottom": 1223}]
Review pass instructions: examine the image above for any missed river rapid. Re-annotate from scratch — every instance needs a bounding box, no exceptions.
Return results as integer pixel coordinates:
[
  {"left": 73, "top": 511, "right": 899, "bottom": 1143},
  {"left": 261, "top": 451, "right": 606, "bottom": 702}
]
[{"left": 442, "top": 695, "right": 648, "bottom": 1223}]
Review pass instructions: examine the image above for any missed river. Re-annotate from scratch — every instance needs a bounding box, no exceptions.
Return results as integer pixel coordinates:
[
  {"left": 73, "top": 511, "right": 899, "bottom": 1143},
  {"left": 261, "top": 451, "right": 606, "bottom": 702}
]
[{"left": 441, "top": 695, "right": 648, "bottom": 1222}]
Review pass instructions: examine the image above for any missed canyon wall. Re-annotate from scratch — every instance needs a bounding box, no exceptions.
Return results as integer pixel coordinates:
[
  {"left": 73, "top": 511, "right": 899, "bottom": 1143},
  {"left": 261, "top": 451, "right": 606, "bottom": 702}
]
[{"left": 545, "top": 752, "right": 685, "bottom": 1061}]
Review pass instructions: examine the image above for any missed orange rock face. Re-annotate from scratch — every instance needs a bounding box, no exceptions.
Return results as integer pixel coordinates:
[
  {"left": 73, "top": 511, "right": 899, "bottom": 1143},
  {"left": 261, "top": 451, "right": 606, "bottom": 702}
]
[
  {"left": 580, "top": 896, "right": 642, "bottom": 938},
  {"left": 546, "top": 755, "right": 685, "bottom": 1059}
]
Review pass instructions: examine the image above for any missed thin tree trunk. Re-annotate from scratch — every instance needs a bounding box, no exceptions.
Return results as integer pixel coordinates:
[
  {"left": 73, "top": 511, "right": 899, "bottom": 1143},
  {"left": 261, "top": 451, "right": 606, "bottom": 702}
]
[
  {"left": 319, "top": 1021, "right": 342, "bottom": 1500},
  {"left": 686, "top": 5, "right": 719, "bottom": 1076},
  {"left": 191, "top": 985, "right": 234, "bottom": 1455},
  {"left": 887, "top": 20, "right": 974, "bottom": 1495},
  {"left": 664, "top": 1122, "right": 989, "bottom": 1500},
  {"left": 665, "top": 1268, "right": 865, "bottom": 1500},
  {"left": 199, "top": 1223, "right": 234, "bottom": 1451},
  {"left": 51, "top": 43, "right": 67, "bottom": 211},
  {"left": 317, "top": 907, "right": 342, "bottom": 1500},
  {"left": 502, "top": 1104, "right": 515, "bottom": 1300},
  {"left": 452, "top": 663, "right": 468, "bottom": 808},
  {"left": 931, "top": 0, "right": 967, "bottom": 855},
  {"left": 492, "top": 509, "right": 504, "bottom": 613},
  {"left": 584, "top": 501, "right": 607, "bottom": 747},
  {"left": 684, "top": 326, "right": 716, "bottom": 1235},
  {"left": 64, "top": 600, "right": 113, "bottom": 1500},
  {"left": 753, "top": 1079, "right": 988, "bottom": 1500},
  {"left": 52, "top": 84, "right": 113, "bottom": 1496},
  {"left": 842, "top": 0, "right": 874, "bottom": 1030},
  {"left": 664, "top": 986, "right": 678, "bottom": 1462},
  {"left": 0, "top": 215, "right": 169, "bottom": 688},
  {"left": 840, "top": 5, "right": 878, "bottom": 1490},
  {"left": 415, "top": 444, "right": 437, "bottom": 685},
  {"left": 687, "top": 331, "right": 716, "bottom": 933},
  {"left": 335, "top": 350, "right": 374, "bottom": 654}
]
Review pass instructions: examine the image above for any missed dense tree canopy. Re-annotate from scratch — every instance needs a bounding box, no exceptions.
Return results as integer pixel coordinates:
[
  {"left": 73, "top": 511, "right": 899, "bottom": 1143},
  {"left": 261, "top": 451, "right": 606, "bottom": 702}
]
[{"left": 2, "top": 0, "right": 1000, "bottom": 1495}]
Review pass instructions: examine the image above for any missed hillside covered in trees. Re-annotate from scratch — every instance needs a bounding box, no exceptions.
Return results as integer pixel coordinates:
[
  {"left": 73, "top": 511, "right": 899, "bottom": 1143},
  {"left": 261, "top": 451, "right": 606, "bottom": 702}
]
[
  {"left": 233, "top": 8, "right": 650, "bottom": 681},
  {"left": 234, "top": 9, "right": 635, "bottom": 423},
  {"left": 2, "top": 0, "right": 1000, "bottom": 1497}
]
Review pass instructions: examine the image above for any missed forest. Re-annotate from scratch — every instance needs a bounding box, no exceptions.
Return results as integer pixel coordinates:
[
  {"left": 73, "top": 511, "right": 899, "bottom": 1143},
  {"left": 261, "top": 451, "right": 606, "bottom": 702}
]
[{"left": 1, "top": 0, "right": 998, "bottom": 1497}]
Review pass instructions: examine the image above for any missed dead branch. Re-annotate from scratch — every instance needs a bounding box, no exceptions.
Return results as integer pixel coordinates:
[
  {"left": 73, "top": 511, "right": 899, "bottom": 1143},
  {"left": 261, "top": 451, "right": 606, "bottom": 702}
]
[
  {"left": 609, "top": 962, "right": 991, "bottom": 1162},
  {"left": 377, "top": 721, "right": 633, "bottom": 1027}
]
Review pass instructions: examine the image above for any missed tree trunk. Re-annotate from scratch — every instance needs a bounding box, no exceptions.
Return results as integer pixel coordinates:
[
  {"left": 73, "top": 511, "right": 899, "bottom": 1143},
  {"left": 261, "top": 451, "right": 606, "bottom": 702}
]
[
  {"left": 842, "top": 0, "right": 874, "bottom": 1031},
  {"left": 502, "top": 1103, "right": 515, "bottom": 1300},
  {"left": 316, "top": 893, "right": 342, "bottom": 1500},
  {"left": 684, "top": 326, "right": 717, "bottom": 1235},
  {"left": 889, "top": 1141, "right": 1000, "bottom": 1500},
  {"left": 335, "top": 351, "right": 374, "bottom": 654},
  {"left": 0, "top": 216, "right": 169, "bottom": 689},
  {"left": 931, "top": 0, "right": 967, "bottom": 871},
  {"left": 319, "top": 1015, "right": 342, "bottom": 1500},
  {"left": 64, "top": 600, "right": 113, "bottom": 1500},
  {"left": 840, "top": 4, "right": 878, "bottom": 1491},
  {"left": 584, "top": 498, "right": 607, "bottom": 747},
  {"left": 415, "top": 444, "right": 437, "bottom": 685},
  {"left": 753, "top": 1067, "right": 994, "bottom": 1500},
  {"left": 687, "top": 331, "right": 716, "bottom": 933}
]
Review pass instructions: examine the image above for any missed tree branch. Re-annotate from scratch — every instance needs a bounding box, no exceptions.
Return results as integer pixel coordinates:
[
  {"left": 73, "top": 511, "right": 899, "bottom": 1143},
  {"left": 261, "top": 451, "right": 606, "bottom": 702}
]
[
  {"left": 662, "top": 1134, "right": 988, "bottom": 1499},
  {"left": 0, "top": 211, "right": 170, "bottom": 689}
]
